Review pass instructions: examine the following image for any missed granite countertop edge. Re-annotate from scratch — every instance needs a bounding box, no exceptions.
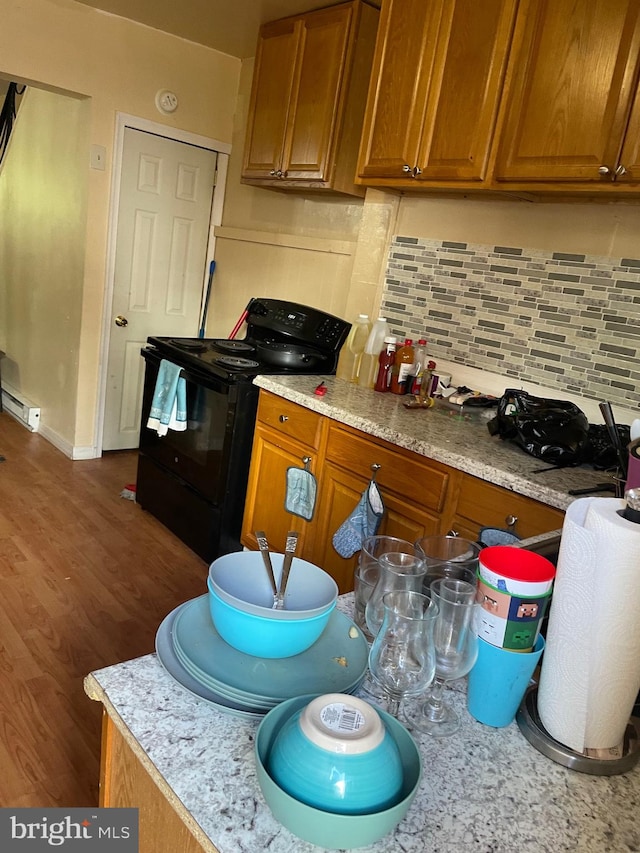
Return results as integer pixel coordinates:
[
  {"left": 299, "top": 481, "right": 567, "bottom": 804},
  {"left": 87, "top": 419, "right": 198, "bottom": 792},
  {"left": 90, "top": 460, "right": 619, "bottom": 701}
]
[{"left": 254, "top": 375, "right": 605, "bottom": 511}]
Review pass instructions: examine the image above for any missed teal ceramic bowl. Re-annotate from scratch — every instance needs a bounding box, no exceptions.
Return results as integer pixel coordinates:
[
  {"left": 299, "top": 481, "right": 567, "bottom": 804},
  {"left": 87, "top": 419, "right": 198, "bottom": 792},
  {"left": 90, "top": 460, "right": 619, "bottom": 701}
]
[
  {"left": 268, "top": 693, "right": 403, "bottom": 814},
  {"left": 208, "top": 584, "right": 335, "bottom": 658},
  {"left": 208, "top": 552, "right": 338, "bottom": 618},
  {"left": 255, "top": 695, "right": 422, "bottom": 849}
]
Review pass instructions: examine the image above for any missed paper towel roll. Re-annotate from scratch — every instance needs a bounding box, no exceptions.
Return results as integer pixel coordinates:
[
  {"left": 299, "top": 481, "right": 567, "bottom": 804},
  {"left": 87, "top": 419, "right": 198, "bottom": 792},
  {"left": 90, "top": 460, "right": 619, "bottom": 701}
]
[{"left": 537, "top": 497, "right": 640, "bottom": 752}]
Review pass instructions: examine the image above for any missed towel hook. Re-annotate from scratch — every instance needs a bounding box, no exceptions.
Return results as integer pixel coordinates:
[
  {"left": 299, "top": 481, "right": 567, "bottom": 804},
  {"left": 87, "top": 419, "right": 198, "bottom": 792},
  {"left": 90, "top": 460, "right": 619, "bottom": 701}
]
[
  {"left": 371, "top": 463, "right": 381, "bottom": 482},
  {"left": 302, "top": 456, "right": 312, "bottom": 471}
]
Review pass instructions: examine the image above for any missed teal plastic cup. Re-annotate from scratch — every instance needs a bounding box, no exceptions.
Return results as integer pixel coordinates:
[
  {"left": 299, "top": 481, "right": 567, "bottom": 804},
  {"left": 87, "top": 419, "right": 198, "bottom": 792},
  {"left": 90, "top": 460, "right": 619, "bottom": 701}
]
[{"left": 467, "top": 634, "right": 545, "bottom": 728}]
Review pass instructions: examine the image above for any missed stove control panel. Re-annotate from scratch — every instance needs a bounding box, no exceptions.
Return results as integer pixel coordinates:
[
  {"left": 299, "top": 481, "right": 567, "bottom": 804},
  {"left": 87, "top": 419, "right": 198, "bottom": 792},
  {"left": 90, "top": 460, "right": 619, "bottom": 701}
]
[{"left": 247, "top": 299, "right": 350, "bottom": 353}]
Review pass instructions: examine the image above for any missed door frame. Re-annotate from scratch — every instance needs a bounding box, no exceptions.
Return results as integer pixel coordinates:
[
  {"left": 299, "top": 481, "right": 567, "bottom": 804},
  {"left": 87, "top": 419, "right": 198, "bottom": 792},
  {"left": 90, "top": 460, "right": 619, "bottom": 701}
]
[{"left": 95, "top": 112, "right": 231, "bottom": 457}]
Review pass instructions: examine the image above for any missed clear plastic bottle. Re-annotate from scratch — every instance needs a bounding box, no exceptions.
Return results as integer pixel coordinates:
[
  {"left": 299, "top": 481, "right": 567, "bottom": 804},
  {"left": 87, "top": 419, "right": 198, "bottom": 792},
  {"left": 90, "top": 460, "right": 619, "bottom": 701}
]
[
  {"left": 390, "top": 338, "right": 415, "bottom": 395},
  {"left": 374, "top": 336, "right": 397, "bottom": 393},
  {"left": 410, "top": 338, "right": 428, "bottom": 395},
  {"left": 358, "top": 317, "right": 391, "bottom": 389},
  {"left": 336, "top": 314, "right": 371, "bottom": 382}
]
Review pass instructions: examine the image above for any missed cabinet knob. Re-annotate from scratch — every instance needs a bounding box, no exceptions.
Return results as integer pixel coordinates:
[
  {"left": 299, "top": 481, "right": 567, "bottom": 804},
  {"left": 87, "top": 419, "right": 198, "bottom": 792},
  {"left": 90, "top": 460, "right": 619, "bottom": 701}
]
[
  {"left": 269, "top": 170, "right": 277, "bottom": 176},
  {"left": 402, "top": 164, "right": 412, "bottom": 173},
  {"left": 505, "top": 515, "right": 518, "bottom": 529},
  {"left": 598, "top": 165, "right": 612, "bottom": 176},
  {"left": 275, "top": 170, "right": 284, "bottom": 178},
  {"left": 279, "top": 414, "right": 289, "bottom": 423},
  {"left": 615, "top": 164, "right": 628, "bottom": 177},
  {"left": 412, "top": 166, "right": 422, "bottom": 178}
]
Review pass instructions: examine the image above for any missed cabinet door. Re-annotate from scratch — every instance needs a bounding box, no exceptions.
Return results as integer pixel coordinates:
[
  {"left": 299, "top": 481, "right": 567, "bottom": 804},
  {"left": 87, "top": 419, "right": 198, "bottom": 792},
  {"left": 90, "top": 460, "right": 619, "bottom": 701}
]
[
  {"left": 357, "top": 0, "right": 438, "bottom": 180},
  {"left": 357, "top": 0, "right": 517, "bottom": 184},
  {"left": 416, "top": 0, "right": 518, "bottom": 182},
  {"left": 450, "top": 474, "right": 564, "bottom": 541},
  {"left": 494, "top": 0, "right": 640, "bottom": 183},
  {"left": 242, "top": 18, "right": 300, "bottom": 180},
  {"left": 240, "top": 425, "right": 316, "bottom": 555},
  {"left": 314, "top": 462, "right": 441, "bottom": 594},
  {"left": 282, "top": 4, "right": 354, "bottom": 182}
]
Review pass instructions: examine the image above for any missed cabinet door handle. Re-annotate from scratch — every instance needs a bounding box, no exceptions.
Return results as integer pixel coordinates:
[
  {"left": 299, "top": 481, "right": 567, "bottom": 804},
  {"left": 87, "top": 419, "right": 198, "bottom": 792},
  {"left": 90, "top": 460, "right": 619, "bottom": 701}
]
[
  {"left": 269, "top": 169, "right": 277, "bottom": 176},
  {"left": 275, "top": 169, "right": 283, "bottom": 178},
  {"left": 279, "top": 414, "right": 289, "bottom": 423},
  {"left": 413, "top": 166, "right": 422, "bottom": 178},
  {"left": 598, "top": 165, "right": 612, "bottom": 177},
  {"left": 505, "top": 515, "right": 518, "bottom": 529},
  {"left": 402, "top": 164, "right": 412, "bottom": 173},
  {"left": 615, "top": 164, "right": 628, "bottom": 177}
]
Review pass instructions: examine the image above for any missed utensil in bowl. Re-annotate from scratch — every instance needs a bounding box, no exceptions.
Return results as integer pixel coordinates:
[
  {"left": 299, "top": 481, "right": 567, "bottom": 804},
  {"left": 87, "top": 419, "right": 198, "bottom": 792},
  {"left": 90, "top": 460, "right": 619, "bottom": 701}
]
[
  {"left": 275, "top": 531, "right": 299, "bottom": 609},
  {"left": 255, "top": 694, "right": 422, "bottom": 849},
  {"left": 267, "top": 693, "right": 403, "bottom": 814},
  {"left": 255, "top": 530, "right": 278, "bottom": 605}
]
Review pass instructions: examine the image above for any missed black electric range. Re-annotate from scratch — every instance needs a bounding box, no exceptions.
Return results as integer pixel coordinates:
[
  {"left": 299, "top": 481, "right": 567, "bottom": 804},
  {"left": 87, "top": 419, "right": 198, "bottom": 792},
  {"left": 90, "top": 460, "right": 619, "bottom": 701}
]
[{"left": 136, "top": 299, "right": 350, "bottom": 562}]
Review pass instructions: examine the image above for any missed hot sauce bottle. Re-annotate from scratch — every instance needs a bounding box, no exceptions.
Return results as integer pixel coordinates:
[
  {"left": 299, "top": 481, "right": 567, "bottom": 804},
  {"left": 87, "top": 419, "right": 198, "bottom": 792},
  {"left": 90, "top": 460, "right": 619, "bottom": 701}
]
[{"left": 374, "top": 336, "right": 397, "bottom": 393}]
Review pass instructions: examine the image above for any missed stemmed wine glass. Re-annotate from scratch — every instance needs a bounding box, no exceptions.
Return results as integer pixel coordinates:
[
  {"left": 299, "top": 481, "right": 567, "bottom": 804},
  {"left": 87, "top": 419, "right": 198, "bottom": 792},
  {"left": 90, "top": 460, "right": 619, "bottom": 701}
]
[
  {"left": 404, "top": 578, "right": 478, "bottom": 737},
  {"left": 367, "top": 590, "right": 438, "bottom": 718}
]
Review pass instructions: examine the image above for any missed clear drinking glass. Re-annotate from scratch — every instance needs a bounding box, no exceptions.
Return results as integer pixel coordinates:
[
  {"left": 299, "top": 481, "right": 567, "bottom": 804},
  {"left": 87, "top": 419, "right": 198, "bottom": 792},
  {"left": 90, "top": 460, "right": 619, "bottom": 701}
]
[
  {"left": 404, "top": 578, "right": 478, "bottom": 737},
  {"left": 356, "top": 535, "right": 419, "bottom": 639},
  {"left": 415, "top": 535, "right": 481, "bottom": 590},
  {"left": 368, "top": 590, "right": 438, "bottom": 718},
  {"left": 365, "top": 552, "right": 426, "bottom": 638}
]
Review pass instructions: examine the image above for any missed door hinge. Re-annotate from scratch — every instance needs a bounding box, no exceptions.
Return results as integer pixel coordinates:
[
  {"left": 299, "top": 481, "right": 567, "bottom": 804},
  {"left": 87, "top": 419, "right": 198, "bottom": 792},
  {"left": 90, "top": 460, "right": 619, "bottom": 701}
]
[{"left": 213, "top": 166, "right": 218, "bottom": 188}]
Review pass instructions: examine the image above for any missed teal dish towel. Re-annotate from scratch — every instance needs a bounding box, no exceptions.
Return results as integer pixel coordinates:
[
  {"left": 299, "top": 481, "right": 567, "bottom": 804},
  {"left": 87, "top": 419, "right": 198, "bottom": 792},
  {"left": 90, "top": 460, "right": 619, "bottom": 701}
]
[{"left": 146, "top": 359, "right": 187, "bottom": 436}]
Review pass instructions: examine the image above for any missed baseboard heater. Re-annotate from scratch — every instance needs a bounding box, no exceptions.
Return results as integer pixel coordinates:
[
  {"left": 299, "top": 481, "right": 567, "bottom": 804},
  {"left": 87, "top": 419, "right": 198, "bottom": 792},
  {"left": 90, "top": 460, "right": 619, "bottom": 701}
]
[{"left": 1, "top": 384, "right": 40, "bottom": 432}]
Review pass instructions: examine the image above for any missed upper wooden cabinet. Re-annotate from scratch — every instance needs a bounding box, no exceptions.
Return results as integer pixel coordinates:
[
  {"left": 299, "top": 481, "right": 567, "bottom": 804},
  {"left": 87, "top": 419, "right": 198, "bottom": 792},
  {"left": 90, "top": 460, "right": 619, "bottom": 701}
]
[
  {"left": 493, "top": 0, "right": 640, "bottom": 187},
  {"left": 357, "top": 0, "right": 640, "bottom": 195},
  {"left": 241, "top": 1, "right": 379, "bottom": 196},
  {"left": 356, "top": 0, "right": 519, "bottom": 188}
]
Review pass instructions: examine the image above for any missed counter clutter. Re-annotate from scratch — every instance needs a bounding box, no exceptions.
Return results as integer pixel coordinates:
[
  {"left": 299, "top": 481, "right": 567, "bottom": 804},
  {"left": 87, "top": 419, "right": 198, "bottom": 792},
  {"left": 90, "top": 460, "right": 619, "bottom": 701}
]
[
  {"left": 253, "top": 374, "right": 610, "bottom": 511},
  {"left": 85, "top": 595, "right": 640, "bottom": 853}
]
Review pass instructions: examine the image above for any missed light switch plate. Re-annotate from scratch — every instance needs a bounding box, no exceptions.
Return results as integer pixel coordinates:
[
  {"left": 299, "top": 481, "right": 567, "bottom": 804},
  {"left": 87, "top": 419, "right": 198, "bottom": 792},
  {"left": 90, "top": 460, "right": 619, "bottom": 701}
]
[{"left": 90, "top": 144, "right": 106, "bottom": 171}]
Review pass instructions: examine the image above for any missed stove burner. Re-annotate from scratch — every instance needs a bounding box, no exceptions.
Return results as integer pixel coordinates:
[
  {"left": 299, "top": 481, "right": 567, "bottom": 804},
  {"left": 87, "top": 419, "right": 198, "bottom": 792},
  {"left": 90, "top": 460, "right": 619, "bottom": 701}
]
[
  {"left": 217, "top": 356, "right": 261, "bottom": 370},
  {"left": 212, "top": 339, "right": 256, "bottom": 354},
  {"left": 168, "top": 339, "right": 208, "bottom": 353}
]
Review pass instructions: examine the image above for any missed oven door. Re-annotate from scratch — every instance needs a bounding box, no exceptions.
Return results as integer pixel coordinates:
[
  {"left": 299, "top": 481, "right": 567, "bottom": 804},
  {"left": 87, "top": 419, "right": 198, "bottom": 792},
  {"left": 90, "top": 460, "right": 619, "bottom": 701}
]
[{"left": 138, "top": 348, "right": 257, "bottom": 505}]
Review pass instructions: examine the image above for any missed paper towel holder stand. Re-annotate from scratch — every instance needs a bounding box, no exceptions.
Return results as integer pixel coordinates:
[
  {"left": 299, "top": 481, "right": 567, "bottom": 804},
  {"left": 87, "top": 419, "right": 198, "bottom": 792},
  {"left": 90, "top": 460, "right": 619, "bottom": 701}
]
[{"left": 517, "top": 686, "right": 640, "bottom": 776}]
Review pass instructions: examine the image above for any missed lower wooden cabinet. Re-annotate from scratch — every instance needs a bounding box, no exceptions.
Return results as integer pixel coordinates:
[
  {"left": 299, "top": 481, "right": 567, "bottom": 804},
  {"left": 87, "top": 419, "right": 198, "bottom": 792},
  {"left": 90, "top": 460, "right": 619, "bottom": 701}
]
[
  {"left": 100, "top": 714, "right": 206, "bottom": 853},
  {"left": 448, "top": 472, "right": 564, "bottom": 541},
  {"left": 313, "top": 423, "right": 457, "bottom": 592},
  {"left": 241, "top": 392, "right": 326, "bottom": 556},
  {"left": 241, "top": 391, "right": 565, "bottom": 593}
]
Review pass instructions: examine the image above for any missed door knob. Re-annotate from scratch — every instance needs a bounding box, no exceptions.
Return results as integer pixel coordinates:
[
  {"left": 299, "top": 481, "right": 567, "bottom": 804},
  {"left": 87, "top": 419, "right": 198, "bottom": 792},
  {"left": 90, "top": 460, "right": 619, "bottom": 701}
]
[{"left": 114, "top": 315, "right": 128, "bottom": 327}]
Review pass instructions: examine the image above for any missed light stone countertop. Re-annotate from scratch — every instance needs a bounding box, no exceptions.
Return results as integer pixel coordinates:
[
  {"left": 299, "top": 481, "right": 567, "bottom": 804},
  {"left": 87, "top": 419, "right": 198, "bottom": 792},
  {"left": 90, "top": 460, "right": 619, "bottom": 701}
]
[
  {"left": 85, "top": 595, "right": 640, "bottom": 853},
  {"left": 254, "top": 375, "right": 613, "bottom": 511}
]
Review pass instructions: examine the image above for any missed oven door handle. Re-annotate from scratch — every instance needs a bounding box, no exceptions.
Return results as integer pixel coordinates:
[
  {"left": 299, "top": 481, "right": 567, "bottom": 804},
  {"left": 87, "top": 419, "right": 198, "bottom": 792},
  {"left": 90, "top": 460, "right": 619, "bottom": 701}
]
[{"left": 142, "top": 348, "right": 232, "bottom": 396}]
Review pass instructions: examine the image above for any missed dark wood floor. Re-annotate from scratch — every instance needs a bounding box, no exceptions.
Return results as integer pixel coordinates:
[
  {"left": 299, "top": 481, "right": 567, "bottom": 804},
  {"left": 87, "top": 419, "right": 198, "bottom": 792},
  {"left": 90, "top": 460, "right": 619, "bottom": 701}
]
[{"left": 0, "top": 412, "right": 208, "bottom": 807}]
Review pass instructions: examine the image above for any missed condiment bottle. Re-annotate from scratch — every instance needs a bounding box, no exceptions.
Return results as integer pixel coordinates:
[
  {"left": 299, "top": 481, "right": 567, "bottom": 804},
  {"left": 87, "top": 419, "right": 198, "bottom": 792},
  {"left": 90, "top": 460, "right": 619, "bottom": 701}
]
[
  {"left": 374, "top": 336, "right": 397, "bottom": 393},
  {"left": 418, "top": 360, "right": 437, "bottom": 402},
  {"left": 410, "top": 338, "right": 428, "bottom": 395},
  {"left": 358, "top": 317, "right": 391, "bottom": 389},
  {"left": 336, "top": 314, "right": 371, "bottom": 382},
  {"left": 390, "top": 338, "right": 415, "bottom": 395}
]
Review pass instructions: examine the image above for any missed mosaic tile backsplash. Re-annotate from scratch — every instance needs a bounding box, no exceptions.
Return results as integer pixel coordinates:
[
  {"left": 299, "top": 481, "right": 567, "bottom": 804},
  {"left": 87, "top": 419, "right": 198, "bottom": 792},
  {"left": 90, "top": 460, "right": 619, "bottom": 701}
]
[{"left": 382, "top": 237, "right": 640, "bottom": 412}]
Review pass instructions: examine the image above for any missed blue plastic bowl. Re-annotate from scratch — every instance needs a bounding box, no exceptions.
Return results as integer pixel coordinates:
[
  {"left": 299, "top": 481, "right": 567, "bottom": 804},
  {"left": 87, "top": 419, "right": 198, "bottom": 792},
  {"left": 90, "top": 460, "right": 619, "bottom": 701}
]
[
  {"left": 267, "top": 694, "right": 403, "bottom": 815},
  {"left": 207, "top": 584, "right": 335, "bottom": 658},
  {"left": 255, "top": 695, "right": 422, "bottom": 849}
]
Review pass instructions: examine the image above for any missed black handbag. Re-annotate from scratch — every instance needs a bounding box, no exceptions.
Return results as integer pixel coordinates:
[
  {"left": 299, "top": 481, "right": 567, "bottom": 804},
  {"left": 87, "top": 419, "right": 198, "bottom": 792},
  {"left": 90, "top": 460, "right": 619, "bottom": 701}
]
[{"left": 487, "top": 389, "right": 590, "bottom": 467}]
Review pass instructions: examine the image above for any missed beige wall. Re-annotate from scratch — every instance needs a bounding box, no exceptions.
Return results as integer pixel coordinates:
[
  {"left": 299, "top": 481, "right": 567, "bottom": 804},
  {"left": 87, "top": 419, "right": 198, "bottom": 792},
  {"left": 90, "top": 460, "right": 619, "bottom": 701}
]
[
  {"left": 395, "top": 195, "right": 640, "bottom": 259},
  {"left": 0, "top": 87, "right": 88, "bottom": 440},
  {"left": 0, "top": 0, "right": 240, "bottom": 453},
  {"left": 208, "top": 60, "right": 394, "bottom": 338}
]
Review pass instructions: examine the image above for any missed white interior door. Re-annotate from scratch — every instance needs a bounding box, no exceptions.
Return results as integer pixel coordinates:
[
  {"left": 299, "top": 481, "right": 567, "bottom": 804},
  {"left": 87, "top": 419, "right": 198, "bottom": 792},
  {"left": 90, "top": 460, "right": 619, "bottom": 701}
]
[{"left": 103, "top": 127, "right": 217, "bottom": 451}]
